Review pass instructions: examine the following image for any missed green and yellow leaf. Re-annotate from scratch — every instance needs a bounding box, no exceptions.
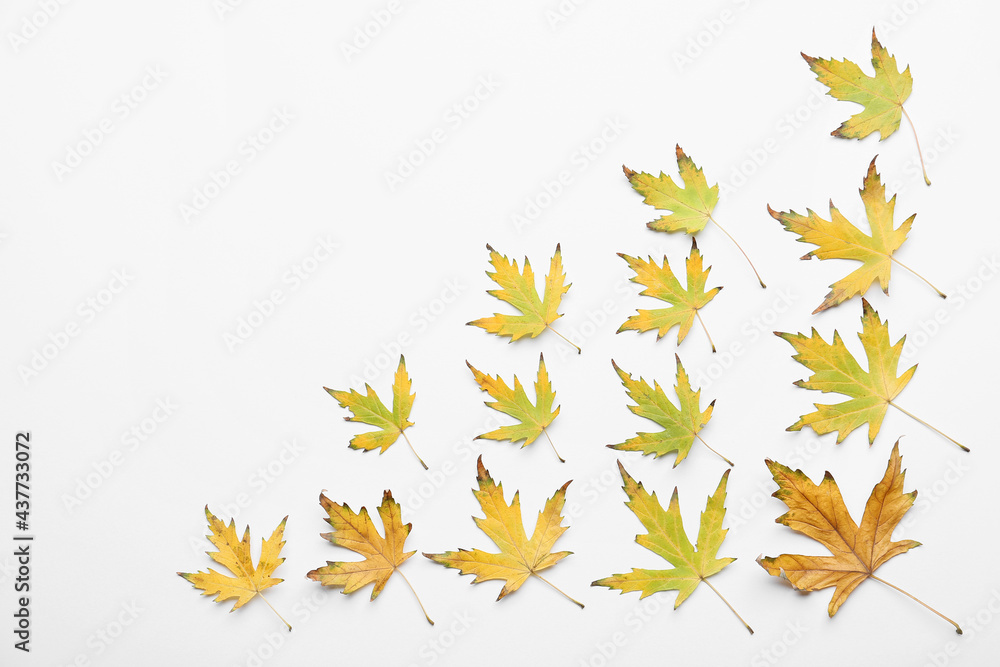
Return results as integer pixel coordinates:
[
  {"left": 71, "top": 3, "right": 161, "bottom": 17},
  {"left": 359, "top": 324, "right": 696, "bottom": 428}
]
[
  {"left": 623, "top": 146, "right": 765, "bottom": 286},
  {"left": 467, "top": 353, "right": 563, "bottom": 461},
  {"left": 593, "top": 463, "right": 751, "bottom": 633},
  {"left": 803, "top": 29, "right": 930, "bottom": 184},
  {"left": 468, "top": 244, "right": 576, "bottom": 351},
  {"left": 324, "top": 355, "right": 427, "bottom": 468},
  {"left": 609, "top": 356, "right": 727, "bottom": 467},
  {"left": 768, "top": 157, "right": 941, "bottom": 313},
  {"left": 623, "top": 145, "right": 718, "bottom": 234},
  {"left": 776, "top": 298, "right": 965, "bottom": 451},
  {"left": 618, "top": 239, "right": 721, "bottom": 350}
]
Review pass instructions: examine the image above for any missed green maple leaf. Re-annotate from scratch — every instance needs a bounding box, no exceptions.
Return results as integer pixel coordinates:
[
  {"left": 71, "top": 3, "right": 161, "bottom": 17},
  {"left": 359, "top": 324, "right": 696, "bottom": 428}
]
[
  {"left": 623, "top": 145, "right": 765, "bottom": 286},
  {"left": 608, "top": 356, "right": 730, "bottom": 467},
  {"left": 324, "top": 355, "right": 428, "bottom": 469},
  {"left": 776, "top": 298, "right": 966, "bottom": 451},
  {"left": 803, "top": 28, "right": 930, "bottom": 184},
  {"left": 593, "top": 463, "right": 751, "bottom": 633},
  {"left": 467, "top": 353, "right": 564, "bottom": 462},
  {"left": 618, "top": 239, "right": 722, "bottom": 351}
]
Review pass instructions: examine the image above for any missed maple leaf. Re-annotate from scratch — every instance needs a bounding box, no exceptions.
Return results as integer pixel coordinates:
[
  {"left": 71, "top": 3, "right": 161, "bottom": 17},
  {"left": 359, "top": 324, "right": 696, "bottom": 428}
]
[
  {"left": 423, "top": 456, "right": 583, "bottom": 608},
  {"left": 467, "top": 243, "right": 579, "bottom": 353},
  {"left": 758, "top": 442, "right": 962, "bottom": 633},
  {"left": 623, "top": 145, "right": 765, "bottom": 287},
  {"left": 467, "top": 353, "right": 564, "bottom": 462},
  {"left": 618, "top": 239, "right": 722, "bottom": 351},
  {"left": 776, "top": 298, "right": 966, "bottom": 451},
  {"left": 178, "top": 507, "right": 291, "bottom": 630},
  {"left": 803, "top": 29, "right": 931, "bottom": 184},
  {"left": 593, "top": 463, "right": 752, "bottom": 634},
  {"left": 324, "top": 354, "right": 428, "bottom": 469},
  {"left": 768, "top": 157, "right": 943, "bottom": 313},
  {"left": 608, "top": 356, "right": 732, "bottom": 467},
  {"left": 307, "top": 490, "right": 434, "bottom": 624}
]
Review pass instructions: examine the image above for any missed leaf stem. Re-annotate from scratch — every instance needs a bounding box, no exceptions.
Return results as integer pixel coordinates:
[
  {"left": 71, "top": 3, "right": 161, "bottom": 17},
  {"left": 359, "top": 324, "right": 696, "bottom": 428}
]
[
  {"left": 533, "top": 573, "right": 584, "bottom": 609},
  {"left": 695, "top": 434, "right": 734, "bottom": 467},
  {"left": 707, "top": 214, "right": 766, "bottom": 288},
  {"left": 401, "top": 431, "right": 429, "bottom": 469},
  {"left": 542, "top": 428, "right": 565, "bottom": 463},
  {"left": 258, "top": 592, "right": 292, "bottom": 631},
  {"left": 694, "top": 310, "right": 717, "bottom": 353},
  {"left": 871, "top": 575, "right": 961, "bottom": 634},
  {"left": 397, "top": 568, "right": 435, "bottom": 625},
  {"left": 702, "top": 577, "right": 753, "bottom": 634},
  {"left": 547, "top": 325, "right": 581, "bottom": 354},
  {"left": 901, "top": 106, "right": 931, "bottom": 186},
  {"left": 888, "top": 401, "right": 968, "bottom": 452},
  {"left": 890, "top": 257, "right": 946, "bottom": 298}
]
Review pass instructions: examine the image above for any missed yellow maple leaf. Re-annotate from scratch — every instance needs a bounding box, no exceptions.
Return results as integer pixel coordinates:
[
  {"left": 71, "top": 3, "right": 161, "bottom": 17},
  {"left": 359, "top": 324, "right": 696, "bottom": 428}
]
[
  {"left": 307, "top": 490, "right": 433, "bottom": 624},
  {"left": 623, "top": 145, "right": 765, "bottom": 287},
  {"left": 759, "top": 442, "right": 961, "bottom": 633},
  {"left": 609, "top": 356, "right": 731, "bottom": 467},
  {"left": 467, "top": 353, "right": 564, "bottom": 462},
  {"left": 324, "top": 355, "right": 427, "bottom": 469},
  {"left": 423, "top": 456, "right": 583, "bottom": 608},
  {"left": 776, "top": 298, "right": 966, "bottom": 451},
  {"left": 768, "top": 157, "right": 942, "bottom": 313},
  {"left": 593, "top": 463, "right": 752, "bottom": 633},
  {"left": 803, "top": 28, "right": 930, "bottom": 184},
  {"left": 178, "top": 507, "right": 291, "bottom": 630},
  {"left": 468, "top": 243, "right": 579, "bottom": 353},
  {"left": 618, "top": 239, "right": 722, "bottom": 351}
]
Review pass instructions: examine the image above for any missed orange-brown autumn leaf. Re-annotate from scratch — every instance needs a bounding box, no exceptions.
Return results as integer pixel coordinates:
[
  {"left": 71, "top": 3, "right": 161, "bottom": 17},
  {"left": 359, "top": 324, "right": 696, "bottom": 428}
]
[
  {"left": 423, "top": 456, "right": 583, "bottom": 608},
  {"left": 758, "top": 442, "right": 962, "bottom": 633},
  {"left": 307, "top": 490, "right": 434, "bottom": 624}
]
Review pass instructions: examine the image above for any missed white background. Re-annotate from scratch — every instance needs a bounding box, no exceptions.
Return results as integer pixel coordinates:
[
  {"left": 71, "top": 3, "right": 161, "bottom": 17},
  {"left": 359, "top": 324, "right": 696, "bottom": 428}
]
[{"left": 3, "top": 0, "right": 999, "bottom": 665}]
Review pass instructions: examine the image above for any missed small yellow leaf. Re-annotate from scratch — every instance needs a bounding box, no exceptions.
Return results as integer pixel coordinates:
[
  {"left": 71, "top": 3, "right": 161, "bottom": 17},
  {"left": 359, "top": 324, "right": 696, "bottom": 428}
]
[
  {"left": 423, "top": 456, "right": 582, "bottom": 607},
  {"left": 468, "top": 244, "right": 576, "bottom": 351},
  {"left": 178, "top": 507, "right": 290, "bottom": 629}
]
